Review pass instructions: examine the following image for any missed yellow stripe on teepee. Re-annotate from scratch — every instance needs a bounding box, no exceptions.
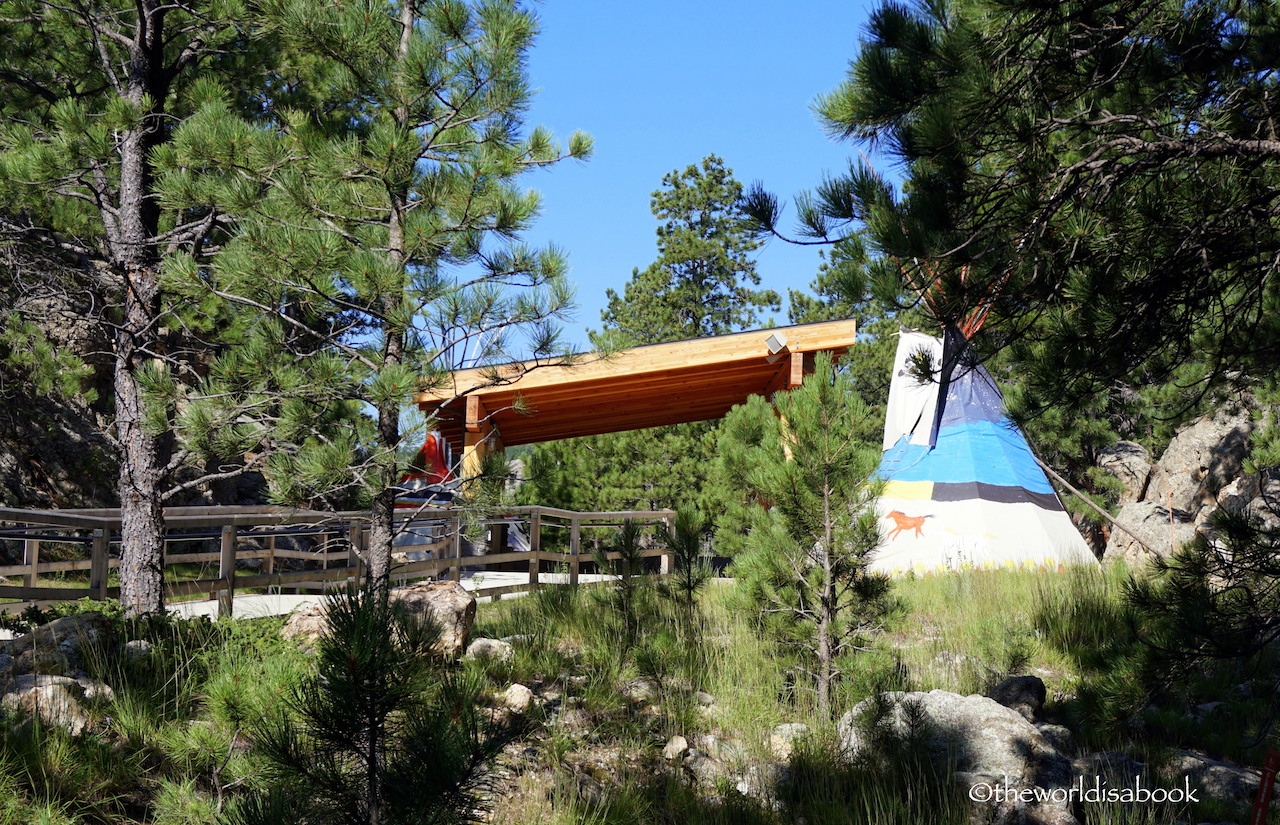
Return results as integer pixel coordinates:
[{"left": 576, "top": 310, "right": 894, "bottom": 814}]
[{"left": 882, "top": 480, "right": 934, "bottom": 500}]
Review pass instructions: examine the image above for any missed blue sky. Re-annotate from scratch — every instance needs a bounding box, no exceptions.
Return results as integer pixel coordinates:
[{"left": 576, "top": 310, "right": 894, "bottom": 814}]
[{"left": 516, "top": 0, "right": 888, "bottom": 350}]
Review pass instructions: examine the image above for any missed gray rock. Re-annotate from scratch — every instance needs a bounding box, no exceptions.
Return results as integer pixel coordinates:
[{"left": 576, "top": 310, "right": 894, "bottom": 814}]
[
  {"left": 695, "top": 690, "right": 715, "bottom": 706},
  {"left": 2, "top": 676, "right": 91, "bottom": 735},
  {"left": 839, "top": 690, "right": 1071, "bottom": 790},
  {"left": 123, "top": 639, "right": 152, "bottom": 661},
  {"left": 1164, "top": 749, "right": 1275, "bottom": 804},
  {"left": 1146, "top": 407, "right": 1254, "bottom": 516},
  {"left": 662, "top": 734, "right": 688, "bottom": 760},
  {"left": 502, "top": 683, "right": 534, "bottom": 713},
  {"left": 1035, "top": 724, "right": 1075, "bottom": 757},
  {"left": 620, "top": 677, "right": 657, "bottom": 704},
  {"left": 1103, "top": 501, "right": 1198, "bottom": 566},
  {"left": 1097, "top": 441, "right": 1152, "bottom": 505},
  {"left": 281, "top": 581, "right": 476, "bottom": 660},
  {"left": 990, "top": 675, "right": 1047, "bottom": 723},
  {"left": 770, "top": 722, "right": 810, "bottom": 759},
  {"left": 699, "top": 734, "right": 746, "bottom": 763},
  {"left": 1072, "top": 751, "right": 1145, "bottom": 785},
  {"left": 681, "top": 747, "right": 722, "bottom": 784},
  {"left": 465, "top": 638, "right": 514, "bottom": 663}
]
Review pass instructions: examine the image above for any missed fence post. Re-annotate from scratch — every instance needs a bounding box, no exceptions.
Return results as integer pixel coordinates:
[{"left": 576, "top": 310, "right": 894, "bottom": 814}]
[
  {"left": 89, "top": 530, "right": 108, "bottom": 600},
  {"left": 660, "top": 515, "right": 674, "bottom": 575},
  {"left": 218, "top": 524, "right": 236, "bottom": 619},
  {"left": 23, "top": 538, "right": 39, "bottom": 589},
  {"left": 568, "top": 518, "right": 580, "bottom": 586},
  {"left": 347, "top": 521, "right": 364, "bottom": 585},
  {"left": 265, "top": 534, "right": 276, "bottom": 576},
  {"left": 449, "top": 513, "right": 463, "bottom": 582}
]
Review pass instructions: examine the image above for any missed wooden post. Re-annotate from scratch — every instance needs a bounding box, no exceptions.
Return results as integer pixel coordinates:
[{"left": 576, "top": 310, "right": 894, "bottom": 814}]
[
  {"left": 347, "top": 521, "right": 364, "bottom": 582},
  {"left": 23, "top": 538, "right": 39, "bottom": 589},
  {"left": 449, "top": 513, "right": 462, "bottom": 582},
  {"left": 218, "top": 524, "right": 236, "bottom": 619},
  {"left": 568, "top": 518, "right": 580, "bottom": 586},
  {"left": 265, "top": 534, "right": 276, "bottom": 576},
  {"left": 89, "top": 530, "right": 108, "bottom": 600},
  {"left": 660, "top": 515, "right": 674, "bottom": 575}
]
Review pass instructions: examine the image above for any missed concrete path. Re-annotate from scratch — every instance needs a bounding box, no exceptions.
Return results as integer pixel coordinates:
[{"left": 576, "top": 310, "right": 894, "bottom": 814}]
[{"left": 167, "top": 569, "right": 618, "bottom": 620}]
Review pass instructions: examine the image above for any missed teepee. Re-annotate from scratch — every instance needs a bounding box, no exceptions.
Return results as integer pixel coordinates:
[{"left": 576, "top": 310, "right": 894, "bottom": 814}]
[{"left": 871, "top": 328, "right": 1098, "bottom": 576}]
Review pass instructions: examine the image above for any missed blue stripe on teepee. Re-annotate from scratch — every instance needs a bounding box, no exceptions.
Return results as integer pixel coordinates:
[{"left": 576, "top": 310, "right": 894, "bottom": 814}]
[{"left": 877, "top": 419, "right": 1055, "bottom": 494}]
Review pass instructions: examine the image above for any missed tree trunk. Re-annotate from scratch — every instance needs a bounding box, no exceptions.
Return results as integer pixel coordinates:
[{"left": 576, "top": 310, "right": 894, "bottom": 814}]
[{"left": 115, "top": 345, "right": 167, "bottom": 616}]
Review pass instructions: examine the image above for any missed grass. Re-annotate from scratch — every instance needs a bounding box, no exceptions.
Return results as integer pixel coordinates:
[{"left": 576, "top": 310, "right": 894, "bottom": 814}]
[{"left": 0, "top": 562, "right": 1271, "bottom": 824}]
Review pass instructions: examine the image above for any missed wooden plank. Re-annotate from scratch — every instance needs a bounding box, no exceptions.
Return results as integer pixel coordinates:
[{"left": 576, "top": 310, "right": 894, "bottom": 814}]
[
  {"left": 0, "top": 508, "right": 113, "bottom": 528},
  {"left": 0, "top": 586, "right": 94, "bottom": 600},
  {"left": 22, "top": 539, "right": 38, "bottom": 589}
]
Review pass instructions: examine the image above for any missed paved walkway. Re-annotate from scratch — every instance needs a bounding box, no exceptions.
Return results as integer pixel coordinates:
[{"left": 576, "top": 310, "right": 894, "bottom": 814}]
[{"left": 167, "top": 570, "right": 617, "bottom": 620}]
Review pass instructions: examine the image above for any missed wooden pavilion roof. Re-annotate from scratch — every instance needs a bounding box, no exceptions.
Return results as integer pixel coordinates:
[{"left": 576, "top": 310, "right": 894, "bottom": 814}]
[{"left": 414, "top": 319, "right": 859, "bottom": 453}]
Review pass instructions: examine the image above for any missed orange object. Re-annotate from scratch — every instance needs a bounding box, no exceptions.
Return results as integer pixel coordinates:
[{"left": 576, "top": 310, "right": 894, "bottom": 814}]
[
  {"left": 1251, "top": 748, "right": 1280, "bottom": 825},
  {"left": 404, "top": 432, "right": 453, "bottom": 486}
]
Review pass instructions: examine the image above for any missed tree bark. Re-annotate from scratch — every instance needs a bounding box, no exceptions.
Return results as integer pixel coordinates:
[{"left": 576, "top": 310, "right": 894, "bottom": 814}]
[{"left": 110, "top": 5, "right": 172, "bottom": 616}]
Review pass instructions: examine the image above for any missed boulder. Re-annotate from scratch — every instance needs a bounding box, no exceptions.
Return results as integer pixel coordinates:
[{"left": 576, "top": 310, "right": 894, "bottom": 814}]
[
  {"left": 389, "top": 581, "right": 475, "bottom": 659},
  {"left": 280, "top": 602, "right": 329, "bottom": 649},
  {"left": 281, "top": 581, "right": 476, "bottom": 659},
  {"left": 465, "top": 638, "right": 514, "bottom": 663},
  {"left": 1102, "top": 502, "right": 1198, "bottom": 565},
  {"left": 1146, "top": 408, "right": 1253, "bottom": 516},
  {"left": 5, "top": 612, "right": 112, "bottom": 659},
  {"left": 1164, "top": 749, "right": 1277, "bottom": 805},
  {"left": 662, "top": 734, "right": 688, "bottom": 760},
  {"left": 502, "top": 683, "right": 534, "bottom": 713},
  {"left": 839, "top": 690, "right": 1071, "bottom": 790},
  {"left": 2, "top": 675, "right": 94, "bottom": 735},
  {"left": 990, "top": 675, "right": 1047, "bottom": 723},
  {"left": 1096, "top": 441, "right": 1152, "bottom": 505},
  {"left": 770, "top": 722, "right": 810, "bottom": 759}
]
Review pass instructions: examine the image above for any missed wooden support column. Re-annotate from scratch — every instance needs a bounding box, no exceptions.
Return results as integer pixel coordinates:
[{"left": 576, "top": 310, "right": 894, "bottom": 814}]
[
  {"left": 218, "top": 525, "right": 236, "bottom": 619},
  {"left": 769, "top": 351, "right": 805, "bottom": 461},
  {"left": 265, "top": 535, "right": 276, "bottom": 576},
  {"left": 461, "top": 395, "right": 505, "bottom": 491},
  {"left": 568, "top": 518, "right": 580, "bottom": 586},
  {"left": 89, "top": 530, "right": 108, "bottom": 600},
  {"left": 23, "top": 538, "right": 39, "bottom": 588}
]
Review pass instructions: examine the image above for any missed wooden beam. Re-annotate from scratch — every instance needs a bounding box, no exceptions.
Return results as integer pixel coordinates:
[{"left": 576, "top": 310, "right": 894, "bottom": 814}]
[{"left": 415, "top": 319, "right": 857, "bottom": 403}]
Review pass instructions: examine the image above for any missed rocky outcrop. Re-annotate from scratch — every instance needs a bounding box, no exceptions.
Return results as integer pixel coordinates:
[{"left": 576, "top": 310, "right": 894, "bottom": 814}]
[
  {"left": 1102, "top": 405, "right": 1260, "bottom": 564},
  {"left": 840, "top": 690, "right": 1075, "bottom": 825},
  {"left": 281, "top": 581, "right": 476, "bottom": 659},
  {"left": 1096, "top": 441, "right": 1152, "bottom": 505},
  {"left": 1102, "top": 502, "right": 1199, "bottom": 566},
  {"left": 1145, "top": 408, "right": 1254, "bottom": 514},
  {"left": 0, "top": 612, "right": 117, "bottom": 735},
  {"left": 840, "top": 690, "right": 1071, "bottom": 789}
]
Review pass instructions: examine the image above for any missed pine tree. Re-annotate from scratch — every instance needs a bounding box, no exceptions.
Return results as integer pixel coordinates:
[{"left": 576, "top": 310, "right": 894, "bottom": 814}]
[
  {"left": 747, "top": 0, "right": 1280, "bottom": 417},
  {"left": 717, "top": 352, "right": 892, "bottom": 718},
  {"left": 0, "top": 0, "right": 296, "bottom": 614},
  {"left": 225, "top": 583, "right": 500, "bottom": 825},
  {"left": 174, "top": 0, "right": 591, "bottom": 591},
  {"left": 600, "top": 154, "right": 778, "bottom": 344}
]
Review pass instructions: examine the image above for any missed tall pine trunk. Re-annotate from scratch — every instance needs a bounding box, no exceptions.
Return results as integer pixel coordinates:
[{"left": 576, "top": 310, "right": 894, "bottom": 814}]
[{"left": 111, "top": 16, "right": 171, "bottom": 616}]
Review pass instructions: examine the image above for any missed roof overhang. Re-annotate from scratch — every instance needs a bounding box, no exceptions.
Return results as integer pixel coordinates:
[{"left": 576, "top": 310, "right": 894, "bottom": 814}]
[{"left": 414, "top": 318, "right": 859, "bottom": 453}]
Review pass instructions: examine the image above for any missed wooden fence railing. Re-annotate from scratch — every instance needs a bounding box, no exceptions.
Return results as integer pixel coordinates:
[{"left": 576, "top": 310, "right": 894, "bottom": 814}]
[{"left": 0, "top": 505, "right": 676, "bottom": 618}]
